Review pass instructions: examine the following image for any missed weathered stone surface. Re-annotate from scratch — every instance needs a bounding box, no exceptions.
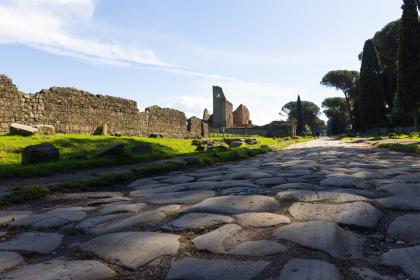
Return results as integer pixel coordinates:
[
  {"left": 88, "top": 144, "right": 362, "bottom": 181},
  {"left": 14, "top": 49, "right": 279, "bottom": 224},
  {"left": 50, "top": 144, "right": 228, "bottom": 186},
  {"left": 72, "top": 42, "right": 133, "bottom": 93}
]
[
  {"left": 273, "top": 221, "right": 364, "bottom": 259},
  {"left": 21, "top": 143, "right": 59, "bottom": 165},
  {"left": 229, "top": 141, "right": 243, "bottom": 148},
  {"left": 144, "top": 190, "right": 215, "bottom": 205},
  {"left": 387, "top": 214, "right": 420, "bottom": 242},
  {"left": 0, "top": 251, "right": 24, "bottom": 273},
  {"left": 166, "top": 258, "right": 270, "bottom": 280},
  {"left": 80, "top": 232, "right": 180, "bottom": 269},
  {"left": 130, "top": 185, "right": 186, "bottom": 197},
  {"left": 234, "top": 212, "right": 290, "bottom": 227},
  {"left": 98, "top": 202, "right": 147, "bottom": 215},
  {"left": 9, "top": 123, "right": 36, "bottom": 136},
  {"left": 277, "top": 190, "right": 369, "bottom": 203},
  {"left": 11, "top": 209, "right": 87, "bottom": 228},
  {"left": 76, "top": 213, "right": 132, "bottom": 232},
  {"left": 377, "top": 183, "right": 420, "bottom": 197},
  {"left": 131, "top": 143, "right": 152, "bottom": 154},
  {"left": 0, "top": 211, "right": 32, "bottom": 226},
  {"left": 352, "top": 171, "right": 383, "bottom": 179},
  {"left": 224, "top": 171, "right": 271, "bottom": 180},
  {"left": 187, "top": 195, "right": 279, "bottom": 214},
  {"left": 253, "top": 177, "right": 286, "bottom": 186},
  {"left": 0, "top": 260, "right": 116, "bottom": 280},
  {"left": 382, "top": 245, "right": 420, "bottom": 279},
  {"left": 163, "top": 175, "right": 195, "bottom": 184},
  {"left": 350, "top": 267, "right": 395, "bottom": 280},
  {"left": 320, "top": 176, "right": 360, "bottom": 187},
  {"left": 93, "top": 144, "right": 124, "bottom": 158},
  {"left": 394, "top": 174, "right": 420, "bottom": 183},
  {"left": 193, "top": 224, "right": 241, "bottom": 254},
  {"left": 228, "top": 240, "right": 286, "bottom": 256},
  {"left": 162, "top": 213, "right": 233, "bottom": 231},
  {"left": 87, "top": 210, "right": 166, "bottom": 235},
  {"left": 276, "top": 259, "right": 341, "bottom": 280},
  {"left": 0, "top": 232, "right": 63, "bottom": 254},
  {"left": 375, "top": 196, "right": 420, "bottom": 210},
  {"left": 288, "top": 202, "right": 382, "bottom": 228},
  {"left": 34, "top": 124, "right": 55, "bottom": 135},
  {"left": 272, "top": 183, "right": 323, "bottom": 191}
]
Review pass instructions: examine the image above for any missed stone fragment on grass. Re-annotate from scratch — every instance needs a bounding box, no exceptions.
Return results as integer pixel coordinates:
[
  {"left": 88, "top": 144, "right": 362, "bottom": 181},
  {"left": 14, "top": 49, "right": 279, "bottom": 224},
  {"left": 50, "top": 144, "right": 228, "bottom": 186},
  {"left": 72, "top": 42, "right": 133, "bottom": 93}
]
[{"left": 21, "top": 143, "right": 59, "bottom": 165}]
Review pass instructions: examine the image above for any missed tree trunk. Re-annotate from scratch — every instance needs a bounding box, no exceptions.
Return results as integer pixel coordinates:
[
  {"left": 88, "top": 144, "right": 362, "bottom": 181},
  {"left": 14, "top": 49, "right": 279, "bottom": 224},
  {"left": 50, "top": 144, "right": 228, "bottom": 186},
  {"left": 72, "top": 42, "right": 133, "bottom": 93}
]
[
  {"left": 414, "top": 112, "right": 419, "bottom": 132},
  {"left": 343, "top": 92, "right": 355, "bottom": 132}
]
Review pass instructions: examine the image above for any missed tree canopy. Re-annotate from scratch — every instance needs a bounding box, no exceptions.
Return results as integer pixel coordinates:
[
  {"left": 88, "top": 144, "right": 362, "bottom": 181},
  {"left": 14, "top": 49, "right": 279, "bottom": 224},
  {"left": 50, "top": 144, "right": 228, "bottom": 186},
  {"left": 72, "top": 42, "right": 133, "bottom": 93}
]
[
  {"left": 395, "top": 0, "right": 420, "bottom": 130},
  {"left": 359, "top": 39, "right": 387, "bottom": 129},
  {"left": 281, "top": 99, "right": 324, "bottom": 135},
  {"left": 322, "top": 97, "right": 350, "bottom": 135}
]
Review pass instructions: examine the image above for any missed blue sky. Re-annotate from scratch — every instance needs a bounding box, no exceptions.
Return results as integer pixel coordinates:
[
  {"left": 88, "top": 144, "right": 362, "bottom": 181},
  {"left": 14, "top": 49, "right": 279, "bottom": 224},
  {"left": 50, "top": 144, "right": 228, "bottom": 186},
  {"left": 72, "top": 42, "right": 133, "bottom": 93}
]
[{"left": 0, "top": 0, "right": 402, "bottom": 125}]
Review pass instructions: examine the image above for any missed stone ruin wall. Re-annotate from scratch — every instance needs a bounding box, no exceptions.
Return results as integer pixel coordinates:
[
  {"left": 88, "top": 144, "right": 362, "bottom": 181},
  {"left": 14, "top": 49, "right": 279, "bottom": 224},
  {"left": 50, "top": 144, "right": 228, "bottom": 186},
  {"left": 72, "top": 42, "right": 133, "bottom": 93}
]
[{"left": 0, "top": 75, "right": 203, "bottom": 138}]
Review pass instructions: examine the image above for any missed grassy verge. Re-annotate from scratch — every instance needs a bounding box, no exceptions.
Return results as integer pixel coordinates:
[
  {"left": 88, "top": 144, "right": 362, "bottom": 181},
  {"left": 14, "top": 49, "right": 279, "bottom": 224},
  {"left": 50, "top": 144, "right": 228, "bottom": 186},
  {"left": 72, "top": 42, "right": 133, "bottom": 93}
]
[
  {"left": 0, "top": 134, "right": 309, "bottom": 178},
  {"left": 370, "top": 142, "right": 420, "bottom": 154},
  {"left": 335, "top": 132, "right": 420, "bottom": 141},
  {"left": 0, "top": 137, "right": 314, "bottom": 207}
]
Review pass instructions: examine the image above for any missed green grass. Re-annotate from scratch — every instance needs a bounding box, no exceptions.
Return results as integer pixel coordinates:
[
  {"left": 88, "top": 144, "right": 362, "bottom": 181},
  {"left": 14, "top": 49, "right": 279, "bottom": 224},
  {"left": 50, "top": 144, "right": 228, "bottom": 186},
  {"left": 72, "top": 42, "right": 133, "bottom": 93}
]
[
  {"left": 0, "top": 134, "right": 197, "bottom": 178},
  {"left": 0, "top": 185, "right": 49, "bottom": 207},
  {"left": 371, "top": 142, "right": 420, "bottom": 154},
  {"left": 0, "top": 134, "right": 313, "bottom": 178}
]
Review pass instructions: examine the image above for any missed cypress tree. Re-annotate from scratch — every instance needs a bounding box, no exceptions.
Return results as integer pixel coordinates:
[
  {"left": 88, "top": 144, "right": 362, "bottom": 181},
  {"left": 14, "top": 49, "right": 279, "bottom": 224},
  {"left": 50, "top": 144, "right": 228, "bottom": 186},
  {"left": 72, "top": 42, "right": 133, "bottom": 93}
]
[
  {"left": 359, "top": 39, "right": 387, "bottom": 129},
  {"left": 296, "top": 95, "right": 305, "bottom": 136},
  {"left": 395, "top": 0, "right": 420, "bottom": 131}
]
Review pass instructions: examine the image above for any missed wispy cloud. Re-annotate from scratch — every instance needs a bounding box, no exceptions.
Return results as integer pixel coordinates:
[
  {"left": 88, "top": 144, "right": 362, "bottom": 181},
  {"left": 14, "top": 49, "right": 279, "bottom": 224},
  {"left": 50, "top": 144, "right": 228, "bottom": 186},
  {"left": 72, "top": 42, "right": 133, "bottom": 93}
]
[{"left": 0, "top": 0, "right": 167, "bottom": 67}]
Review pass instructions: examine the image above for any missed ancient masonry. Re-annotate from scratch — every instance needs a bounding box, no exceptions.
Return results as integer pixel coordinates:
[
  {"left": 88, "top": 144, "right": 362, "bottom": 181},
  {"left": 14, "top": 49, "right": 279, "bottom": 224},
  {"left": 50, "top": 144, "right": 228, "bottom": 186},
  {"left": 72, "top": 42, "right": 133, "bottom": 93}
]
[
  {"left": 207, "top": 86, "right": 294, "bottom": 138},
  {"left": 0, "top": 74, "right": 204, "bottom": 138}
]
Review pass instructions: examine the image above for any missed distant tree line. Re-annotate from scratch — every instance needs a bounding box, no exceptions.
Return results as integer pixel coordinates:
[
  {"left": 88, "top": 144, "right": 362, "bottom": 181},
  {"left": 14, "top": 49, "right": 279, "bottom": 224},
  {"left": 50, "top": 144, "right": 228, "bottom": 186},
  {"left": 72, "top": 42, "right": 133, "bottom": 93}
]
[{"left": 320, "top": 0, "right": 420, "bottom": 135}]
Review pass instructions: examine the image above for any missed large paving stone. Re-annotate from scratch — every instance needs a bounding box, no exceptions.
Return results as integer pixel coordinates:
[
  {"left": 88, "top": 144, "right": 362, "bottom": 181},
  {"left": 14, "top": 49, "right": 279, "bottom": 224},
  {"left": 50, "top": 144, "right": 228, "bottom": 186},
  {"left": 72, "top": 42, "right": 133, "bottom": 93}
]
[
  {"left": 253, "top": 177, "right": 286, "bottom": 186},
  {"left": 0, "top": 232, "right": 63, "bottom": 254},
  {"left": 375, "top": 196, "right": 420, "bottom": 210},
  {"left": 87, "top": 208, "right": 173, "bottom": 235},
  {"left": 220, "top": 187, "right": 268, "bottom": 196},
  {"left": 178, "top": 180, "right": 259, "bottom": 190},
  {"left": 351, "top": 171, "right": 383, "bottom": 179},
  {"left": 130, "top": 185, "right": 186, "bottom": 197},
  {"left": 187, "top": 195, "right": 280, "bottom": 214},
  {"left": 11, "top": 209, "right": 87, "bottom": 228},
  {"left": 273, "top": 221, "right": 364, "bottom": 259},
  {"left": 275, "top": 259, "right": 341, "bottom": 280},
  {"left": 0, "top": 211, "right": 32, "bottom": 226},
  {"left": 227, "top": 240, "right": 286, "bottom": 256},
  {"left": 143, "top": 190, "right": 216, "bottom": 205},
  {"left": 394, "top": 174, "right": 420, "bottom": 183},
  {"left": 166, "top": 258, "right": 270, "bottom": 280},
  {"left": 320, "top": 176, "right": 360, "bottom": 187},
  {"left": 0, "top": 251, "right": 24, "bottom": 273},
  {"left": 387, "top": 214, "right": 420, "bottom": 242},
  {"left": 272, "top": 183, "right": 324, "bottom": 192},
  {"left": 76, "top": 213, "right": 133, "bottom": 232},
  {"left": 277, "top": 190, "right": 369, "bottom": 203},
  {"left": 193, "top": 224, "right": 241, "bottom": 254},
  {"left": 288, "top": 201, "right": 381, "bottom": 228},
  {"left": 98, "top": 202, "right": 146, "bottom": 215},
  {"left": 80, "top": 231, "right": 180, "bottom": 269},
  {"left": 163, "top": 175, "right": 195, "bottom": 184},
  {"left": 234, "top": 212, "right": 290, "bottom": 227},
  {"left": 162, "top": 213, "right": 233, "bottom": 231},
  {"left": 382, "top": 245, "right": 420, "bottom": 279},
  {"left": 224, "top": 171, "right": 272, "bottom": 180},
  {"left": 0, "top": 260, "right": 116, "bottom": 280},
  {"left": 350, "top": 267, "right": 395, "bottom": 280},
  {"left": 377, "top": 183, "right": 420, "bottom": 197}
]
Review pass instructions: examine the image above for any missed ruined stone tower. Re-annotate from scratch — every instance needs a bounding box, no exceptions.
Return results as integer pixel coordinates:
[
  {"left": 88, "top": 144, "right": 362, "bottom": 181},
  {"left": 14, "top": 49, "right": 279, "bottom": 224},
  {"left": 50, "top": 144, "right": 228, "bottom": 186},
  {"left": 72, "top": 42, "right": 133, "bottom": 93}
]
[{"left": 212, "top": 86, "right": 233, "bottom": 128}]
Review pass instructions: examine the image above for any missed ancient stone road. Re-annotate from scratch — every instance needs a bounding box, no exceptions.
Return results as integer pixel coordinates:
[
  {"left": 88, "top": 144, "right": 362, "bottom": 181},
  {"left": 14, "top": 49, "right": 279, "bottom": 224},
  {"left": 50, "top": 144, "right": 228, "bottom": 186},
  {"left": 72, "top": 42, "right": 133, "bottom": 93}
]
[{"left": 0, "top": 138, "right": 419, "bottom": 279}]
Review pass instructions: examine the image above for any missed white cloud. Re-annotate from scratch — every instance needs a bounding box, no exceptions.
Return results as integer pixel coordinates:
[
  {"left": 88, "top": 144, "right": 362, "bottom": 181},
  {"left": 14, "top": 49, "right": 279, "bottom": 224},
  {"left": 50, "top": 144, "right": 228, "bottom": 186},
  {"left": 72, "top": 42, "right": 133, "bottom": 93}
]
[{"left": 0, "top": 0, "right": 167, "bottom": 66}]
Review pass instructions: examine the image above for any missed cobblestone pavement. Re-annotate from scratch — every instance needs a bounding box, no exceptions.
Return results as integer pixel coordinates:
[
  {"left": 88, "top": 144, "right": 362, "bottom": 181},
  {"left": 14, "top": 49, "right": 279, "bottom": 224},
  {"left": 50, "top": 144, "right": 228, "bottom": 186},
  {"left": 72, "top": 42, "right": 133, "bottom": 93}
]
[{"left": 0, "top": 138, "right": 419, "bottom": 280}]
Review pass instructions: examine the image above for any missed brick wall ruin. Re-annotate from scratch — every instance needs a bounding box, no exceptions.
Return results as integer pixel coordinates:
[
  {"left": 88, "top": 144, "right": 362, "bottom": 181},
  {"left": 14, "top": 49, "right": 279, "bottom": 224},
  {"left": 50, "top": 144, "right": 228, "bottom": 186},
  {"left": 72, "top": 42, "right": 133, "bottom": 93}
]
[{"left": 0, "top": 74, "right": 203, "bottom": 138}]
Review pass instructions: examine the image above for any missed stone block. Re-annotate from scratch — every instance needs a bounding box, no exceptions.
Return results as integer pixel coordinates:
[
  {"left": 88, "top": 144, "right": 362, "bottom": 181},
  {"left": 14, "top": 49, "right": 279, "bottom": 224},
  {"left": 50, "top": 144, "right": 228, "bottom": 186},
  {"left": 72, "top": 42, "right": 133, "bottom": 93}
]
[
  {"left": 22, "top": 143, "right": 59, "bottom": 165},
  {"left": 10, "top": 123, "right": 37, "bottom": 136}
]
